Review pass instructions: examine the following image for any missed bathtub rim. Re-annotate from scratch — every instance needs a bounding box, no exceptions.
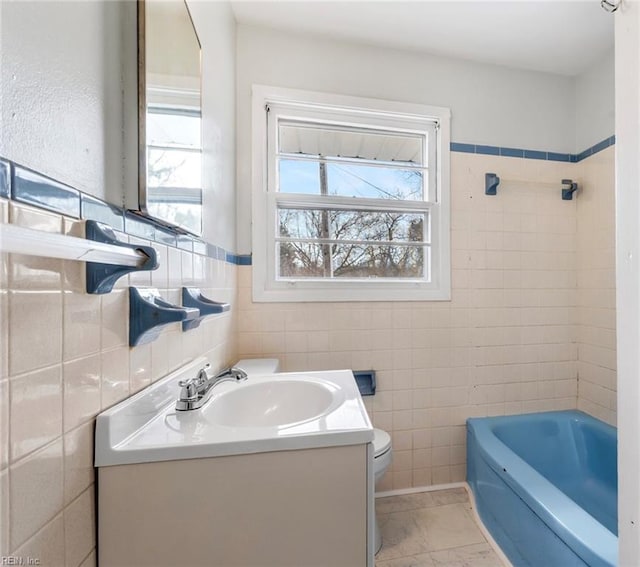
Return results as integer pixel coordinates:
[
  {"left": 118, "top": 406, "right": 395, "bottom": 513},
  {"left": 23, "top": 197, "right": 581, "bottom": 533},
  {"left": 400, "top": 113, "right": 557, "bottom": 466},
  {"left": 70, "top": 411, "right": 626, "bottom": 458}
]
[{"left": 467, "top": 410, "right": 617, "bottom": 567}]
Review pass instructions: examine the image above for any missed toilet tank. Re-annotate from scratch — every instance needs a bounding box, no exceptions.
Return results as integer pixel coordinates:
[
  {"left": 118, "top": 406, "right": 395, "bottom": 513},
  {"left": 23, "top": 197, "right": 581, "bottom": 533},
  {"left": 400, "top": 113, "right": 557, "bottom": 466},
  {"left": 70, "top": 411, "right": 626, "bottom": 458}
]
[{"left": 235, "top": 358, "right": 280, "bottom": 375}]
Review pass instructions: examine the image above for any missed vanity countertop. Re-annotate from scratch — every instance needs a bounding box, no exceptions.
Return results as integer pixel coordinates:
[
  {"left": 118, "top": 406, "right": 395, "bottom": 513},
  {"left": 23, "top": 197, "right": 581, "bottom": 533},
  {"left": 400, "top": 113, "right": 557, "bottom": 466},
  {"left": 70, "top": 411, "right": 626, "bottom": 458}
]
[{"left": 95, "top": 357, "right": 374, "bottom": 467}]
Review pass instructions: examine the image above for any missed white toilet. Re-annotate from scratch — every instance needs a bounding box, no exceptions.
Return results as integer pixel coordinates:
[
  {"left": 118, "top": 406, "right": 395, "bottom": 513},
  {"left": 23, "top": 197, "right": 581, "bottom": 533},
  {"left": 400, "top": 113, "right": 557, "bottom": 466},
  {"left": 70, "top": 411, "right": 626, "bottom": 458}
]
[
  {"left": 235, "top": 359, "right": 392, "bottom": 554},
  {"left": 373, "top": 427, "right": 392, "bottom": 554}
]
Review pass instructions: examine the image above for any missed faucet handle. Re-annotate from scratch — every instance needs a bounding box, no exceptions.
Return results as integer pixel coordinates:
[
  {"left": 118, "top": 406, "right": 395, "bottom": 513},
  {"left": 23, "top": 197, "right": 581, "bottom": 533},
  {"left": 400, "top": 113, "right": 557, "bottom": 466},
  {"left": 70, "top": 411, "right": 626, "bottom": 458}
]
[
  {"left": 196, "top": 363, "right": 212, "bottom": 382},
  {"left": 178, "top": 378, "right": 199, "bottom": 401}
]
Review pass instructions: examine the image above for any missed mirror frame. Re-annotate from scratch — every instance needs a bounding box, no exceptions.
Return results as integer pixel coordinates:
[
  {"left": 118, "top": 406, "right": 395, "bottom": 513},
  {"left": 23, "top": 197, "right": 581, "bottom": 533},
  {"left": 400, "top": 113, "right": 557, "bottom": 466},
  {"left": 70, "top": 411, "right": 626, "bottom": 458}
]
[{"left": 137, "top": 0, "right": 203, "bottom": 235}]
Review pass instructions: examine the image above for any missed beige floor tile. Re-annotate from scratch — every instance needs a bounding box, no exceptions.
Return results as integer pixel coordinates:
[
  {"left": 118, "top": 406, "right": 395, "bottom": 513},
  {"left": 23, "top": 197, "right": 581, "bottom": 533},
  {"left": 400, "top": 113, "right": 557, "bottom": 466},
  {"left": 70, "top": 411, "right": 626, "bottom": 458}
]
[
  {"left": 376, "top": 492, "right": 436, "bottom": 514},
  {"left": 430, "top": 542, "right": 503, "bottom": 566},
  {"left": 377, "top": 552, "right": 435, "bottom": 567},
  {"left": 376, "top": 510, "right": 433, "bottom": 561},
  {"left": 430, "top": 487, "right": 469, "bottom": 506},
  {"left": 376, "top": 488, "right": 504, "bottom": 567},
  {"left": 418, "top": 503, "right": 486, "bottom": 552}
]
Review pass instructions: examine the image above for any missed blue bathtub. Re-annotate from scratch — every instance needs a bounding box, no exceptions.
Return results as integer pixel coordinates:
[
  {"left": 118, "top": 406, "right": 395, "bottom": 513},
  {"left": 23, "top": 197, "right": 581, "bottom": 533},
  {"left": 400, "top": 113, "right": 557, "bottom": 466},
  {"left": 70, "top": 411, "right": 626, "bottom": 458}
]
[{"left": 467, "top": 410, "right": 617, "bottom": 567}]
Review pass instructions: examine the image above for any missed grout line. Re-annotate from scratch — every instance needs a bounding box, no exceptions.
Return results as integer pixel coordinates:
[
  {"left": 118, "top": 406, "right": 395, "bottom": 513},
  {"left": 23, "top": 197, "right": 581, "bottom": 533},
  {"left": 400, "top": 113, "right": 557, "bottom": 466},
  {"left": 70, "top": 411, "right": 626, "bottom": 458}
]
[
  {"left": 76, "top": 548, "right": 95, "bottom": 567},
  {"left": 375, "top": 481, "right": 466, "bottom": 498}
]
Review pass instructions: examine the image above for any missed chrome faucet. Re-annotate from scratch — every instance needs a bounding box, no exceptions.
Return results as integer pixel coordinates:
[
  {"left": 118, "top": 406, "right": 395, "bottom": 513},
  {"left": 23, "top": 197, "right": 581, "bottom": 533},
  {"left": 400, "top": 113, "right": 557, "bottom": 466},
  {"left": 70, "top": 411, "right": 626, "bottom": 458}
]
[{"left": 175, "top": 363, "right": 248, "bottom": 411}]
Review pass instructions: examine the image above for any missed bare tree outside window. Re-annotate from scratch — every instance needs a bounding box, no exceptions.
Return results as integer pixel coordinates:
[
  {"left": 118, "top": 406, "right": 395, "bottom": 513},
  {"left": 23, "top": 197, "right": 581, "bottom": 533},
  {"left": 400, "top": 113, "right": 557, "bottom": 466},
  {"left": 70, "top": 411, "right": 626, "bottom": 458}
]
[{"left": 278, "top": 159, "right": 427, "bottom": 279}]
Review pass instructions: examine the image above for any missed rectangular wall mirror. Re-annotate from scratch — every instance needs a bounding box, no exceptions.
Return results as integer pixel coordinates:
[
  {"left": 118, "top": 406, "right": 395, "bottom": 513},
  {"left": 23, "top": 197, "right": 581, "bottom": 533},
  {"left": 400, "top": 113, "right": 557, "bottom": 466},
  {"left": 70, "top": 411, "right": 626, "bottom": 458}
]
[{"left": 138, "top": 0, "right": 203, "bottom": 235}]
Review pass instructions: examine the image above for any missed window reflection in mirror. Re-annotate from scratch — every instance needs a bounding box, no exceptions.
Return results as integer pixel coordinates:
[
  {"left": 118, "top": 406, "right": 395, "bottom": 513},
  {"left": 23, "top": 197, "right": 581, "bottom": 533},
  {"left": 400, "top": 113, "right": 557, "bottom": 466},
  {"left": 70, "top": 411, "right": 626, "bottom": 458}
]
[{"left": 141, "top": 0, "right": 202, "bottom": 235}]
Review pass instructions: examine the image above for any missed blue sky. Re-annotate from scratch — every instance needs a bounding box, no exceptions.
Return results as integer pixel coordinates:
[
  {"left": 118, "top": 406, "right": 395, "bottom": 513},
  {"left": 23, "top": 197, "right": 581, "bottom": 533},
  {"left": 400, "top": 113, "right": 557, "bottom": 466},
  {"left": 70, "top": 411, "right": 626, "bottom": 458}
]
[{"left": 278, "top": 159, "right": 423, "bottom": 201}]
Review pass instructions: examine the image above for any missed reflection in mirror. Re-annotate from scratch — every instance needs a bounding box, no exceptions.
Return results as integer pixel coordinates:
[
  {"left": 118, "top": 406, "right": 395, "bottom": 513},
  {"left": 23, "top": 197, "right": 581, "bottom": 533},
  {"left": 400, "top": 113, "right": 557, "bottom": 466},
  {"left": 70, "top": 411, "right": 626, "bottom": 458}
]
[{"left": 140, "top": 0, "right": 202, "bottom": 235}]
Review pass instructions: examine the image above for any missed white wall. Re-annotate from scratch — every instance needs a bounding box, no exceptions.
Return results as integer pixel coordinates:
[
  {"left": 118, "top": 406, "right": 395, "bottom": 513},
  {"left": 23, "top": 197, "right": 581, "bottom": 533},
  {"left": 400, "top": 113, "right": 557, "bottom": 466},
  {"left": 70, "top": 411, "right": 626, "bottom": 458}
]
[
  {"left": 188, "top": 0, "right": 237, "bottom": 250},
  {"left": 0, "top": 1, "right": 127, "bottom": 206},
  {"left": 575, "top": 49, "right": 615, "bottom": 152},
  {"left": 615, "top": 2, "right": 640, "bottom": 564},
  {"left": 236, "top": 24, "right": 577, "bottom": 254}
]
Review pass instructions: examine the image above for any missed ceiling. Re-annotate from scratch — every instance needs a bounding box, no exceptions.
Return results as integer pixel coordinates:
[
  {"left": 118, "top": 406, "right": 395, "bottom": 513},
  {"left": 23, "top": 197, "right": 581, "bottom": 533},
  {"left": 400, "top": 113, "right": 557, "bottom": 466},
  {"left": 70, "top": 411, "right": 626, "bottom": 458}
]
[{"left": 230, "top": 1, "right": 614, "bottom": 76}]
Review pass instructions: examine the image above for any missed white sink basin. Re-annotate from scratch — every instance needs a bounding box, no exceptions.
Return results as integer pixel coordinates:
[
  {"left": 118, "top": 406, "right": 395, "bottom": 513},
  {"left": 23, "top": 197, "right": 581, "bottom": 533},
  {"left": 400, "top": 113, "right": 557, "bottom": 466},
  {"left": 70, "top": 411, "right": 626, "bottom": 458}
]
[
  {"left": 205, "top": 378, "right": 341, "bottom": 428},
  {"left": 95, "top": 358, "right": 373, "bottom": 467}
]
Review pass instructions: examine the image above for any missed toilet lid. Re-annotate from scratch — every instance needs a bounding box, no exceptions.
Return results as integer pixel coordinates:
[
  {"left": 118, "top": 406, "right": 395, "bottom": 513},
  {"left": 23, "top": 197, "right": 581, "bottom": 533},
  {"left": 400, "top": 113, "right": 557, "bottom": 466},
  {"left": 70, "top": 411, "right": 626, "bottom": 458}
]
[{"left": 373, "top": 428, "right": 391, "bottom": 457}]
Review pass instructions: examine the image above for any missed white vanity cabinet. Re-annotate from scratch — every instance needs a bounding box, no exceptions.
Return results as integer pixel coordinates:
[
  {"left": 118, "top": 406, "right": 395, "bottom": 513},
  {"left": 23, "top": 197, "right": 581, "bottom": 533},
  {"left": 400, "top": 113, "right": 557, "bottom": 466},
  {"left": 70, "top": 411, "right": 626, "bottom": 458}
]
[
  {"left": 95, "top": 358, "right": 375, "bottom": 566},
  {"left": 99, "top": 444, "right": 373, "bottom": 566}
]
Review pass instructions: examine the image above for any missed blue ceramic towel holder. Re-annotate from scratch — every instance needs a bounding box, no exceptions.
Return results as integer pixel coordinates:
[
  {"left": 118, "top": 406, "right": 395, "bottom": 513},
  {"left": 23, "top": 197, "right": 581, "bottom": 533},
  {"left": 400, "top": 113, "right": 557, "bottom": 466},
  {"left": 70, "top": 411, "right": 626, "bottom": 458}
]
[
  {"left": 485, "top": 173, "right": 500, "bottom": 196},
  {"left": 485, "top": 173, "right": 579, "bottom": 200},
  {"left": 129, "top": 287, "right": 199, "bottom": 347},
  {"left": 181, "top": 287, "right": 231, "bottom": 331},
  {"left": 86, "top": 220, "right": 158, "bottom": 294},
  {"left": 561, "top": 179, "right": 579, "bottom": 200}
]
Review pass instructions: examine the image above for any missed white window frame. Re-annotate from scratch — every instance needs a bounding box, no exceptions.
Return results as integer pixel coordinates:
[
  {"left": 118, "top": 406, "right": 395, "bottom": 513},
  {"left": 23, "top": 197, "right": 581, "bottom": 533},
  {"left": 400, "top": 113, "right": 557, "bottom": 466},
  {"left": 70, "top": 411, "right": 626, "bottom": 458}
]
[{"left": 251, "top": 85, "right": 451, "bottom": 302}]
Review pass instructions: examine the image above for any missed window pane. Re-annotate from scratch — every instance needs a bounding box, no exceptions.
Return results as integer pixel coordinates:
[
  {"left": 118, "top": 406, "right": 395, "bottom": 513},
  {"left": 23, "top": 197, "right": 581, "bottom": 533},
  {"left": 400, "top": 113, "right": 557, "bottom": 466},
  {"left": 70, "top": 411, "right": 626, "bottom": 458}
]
[
  {"left": 278, "top": 159, "right": 424, "bottom": 200},
  {"left": 147, "top": 111, "right": 201, "bottom": 149},
  {"left": 279, "top": 122, "right": 424, "bottom": 166},
  {"left": 331, "top": 211, "right": 425, "bottom": 242},
  {"left": 278, "top": 160, "right": 320, "bottom": 194},
  {"left": 279, "top": 208, "right": 426, "bottom": 243},
  {"left": 333, "top": 245, "right": 426, "bottom": 279},
  {"left": 148, "top": 148, "right": 201, "bottom": 189},
  {"left": 278, "top": 242, "right": 329, "bottom": 278},
  {"left": 278, "top": 208, "right": 326, "bottom": 240},
  {"left": 328, "top": 163, "right": 423, "bottom": 200}
]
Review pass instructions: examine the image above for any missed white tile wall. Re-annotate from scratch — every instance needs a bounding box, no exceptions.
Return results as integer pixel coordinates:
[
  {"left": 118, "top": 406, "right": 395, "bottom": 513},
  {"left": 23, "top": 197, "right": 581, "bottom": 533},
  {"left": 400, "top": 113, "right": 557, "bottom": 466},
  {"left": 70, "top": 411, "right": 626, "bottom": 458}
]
[
  {"left": 0, "top": 199, "right": 238, "bottom": 564},
  {"left": 0, "top": 148, "right": 617, "bottom": 564},
  {"left": 576, "top": 146, "right": 617, "bottom": 424},
  {"left": 237, "top": 151, "right": 602, "bottom": 490}
]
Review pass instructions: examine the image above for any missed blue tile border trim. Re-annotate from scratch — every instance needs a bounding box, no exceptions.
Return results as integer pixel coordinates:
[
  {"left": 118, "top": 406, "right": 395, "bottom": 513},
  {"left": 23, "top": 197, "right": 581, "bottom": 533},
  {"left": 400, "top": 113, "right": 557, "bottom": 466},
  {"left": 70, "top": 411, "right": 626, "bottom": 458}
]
[
  {"left": 0, "top": 156, "right": 251, "bottom": 266},
  {"left": 12, "top": 165, "right": 81, "bottom": 218},
  {"left": 81, "top": 194, "right": 125, "bottom": 231},
  {"left": 192, "top": 240, "right": 207, "bottom": 256},
  {"left": 236, "top": 254, "right": 253, "bottom": 266},
  {"left": 225, "top": 253, "right": 252, "bottom": 266},
  {"left": 1, "top": 135, "right": 615, "bottom": 266},
  {"left": 449, "top": 142, "right": 475, "bottom": 154},
  {"left": 0, "top": 159, "right": 10, "bottom": 199},
  {"left": 475, "top": 145, "right": 500, "bottom": 156},
  {"left": 450, "top": 135, "right": 615, "bottom": 163}
]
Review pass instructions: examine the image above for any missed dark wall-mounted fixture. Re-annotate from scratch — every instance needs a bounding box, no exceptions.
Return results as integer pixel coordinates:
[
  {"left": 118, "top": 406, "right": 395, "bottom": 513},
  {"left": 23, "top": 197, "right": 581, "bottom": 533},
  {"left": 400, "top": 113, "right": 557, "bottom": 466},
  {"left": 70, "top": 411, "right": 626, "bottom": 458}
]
[
  {"left": 181, "top": 287, "right": 231, "bottom": 331},
  {"left": 129, "top": 287, "right": 199, "bottom": 346}
]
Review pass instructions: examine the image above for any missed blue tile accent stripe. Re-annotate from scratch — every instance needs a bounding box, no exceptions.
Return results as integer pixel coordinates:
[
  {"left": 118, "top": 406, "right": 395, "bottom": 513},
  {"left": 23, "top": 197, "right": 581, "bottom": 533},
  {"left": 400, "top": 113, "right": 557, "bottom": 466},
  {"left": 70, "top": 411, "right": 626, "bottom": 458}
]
[
  {"left": 176, "top": 235, "right": 194, "bottom": 252},
  {"left": 523, "top": 150, "right": 547, "bottom": 161},
  {"left": 236, "top": 254, "right": 252, "bottom": 266},
  {"left": 81, "top": 194, "right": 124, "bottom": 231},
  {"left": 450, "top": 135, "right": 615, "bottom": 163},
  {"left": 0, "top": 156, "right": 250, "bottom": 266},
  {"left": 125, "top": 212, "right": 156, "bottom": 240},
  {"left": 12, "top": 165, "right": 81, "bottom": 218},
  {"left": 2, "top": 135, "right": 615, "bottom": 266},
  {"left": 449, "top": 142, "right": 475, "bottom": 154},
  {"left": 548, "top": 152, "right": 572, "bottom": 163},
  {"left": 500, "top": 148, "right": 524, "bottom": 159},
  {"left": 154, "top": 226, "right": 177, "bottom": 247},
  {"left": 192, "top": 240, "right": 207, "bottom": 256},
  {"left": 0, "top": 159, "right": 10, "bottom": 199}
]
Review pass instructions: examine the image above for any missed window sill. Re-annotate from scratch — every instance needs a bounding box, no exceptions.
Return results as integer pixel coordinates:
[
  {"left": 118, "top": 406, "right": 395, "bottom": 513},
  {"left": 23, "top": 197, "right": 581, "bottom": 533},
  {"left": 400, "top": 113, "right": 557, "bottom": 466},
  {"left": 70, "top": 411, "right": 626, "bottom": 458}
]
[{"left": 252, "top": 281, "right": 452, "bottom": 303}]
